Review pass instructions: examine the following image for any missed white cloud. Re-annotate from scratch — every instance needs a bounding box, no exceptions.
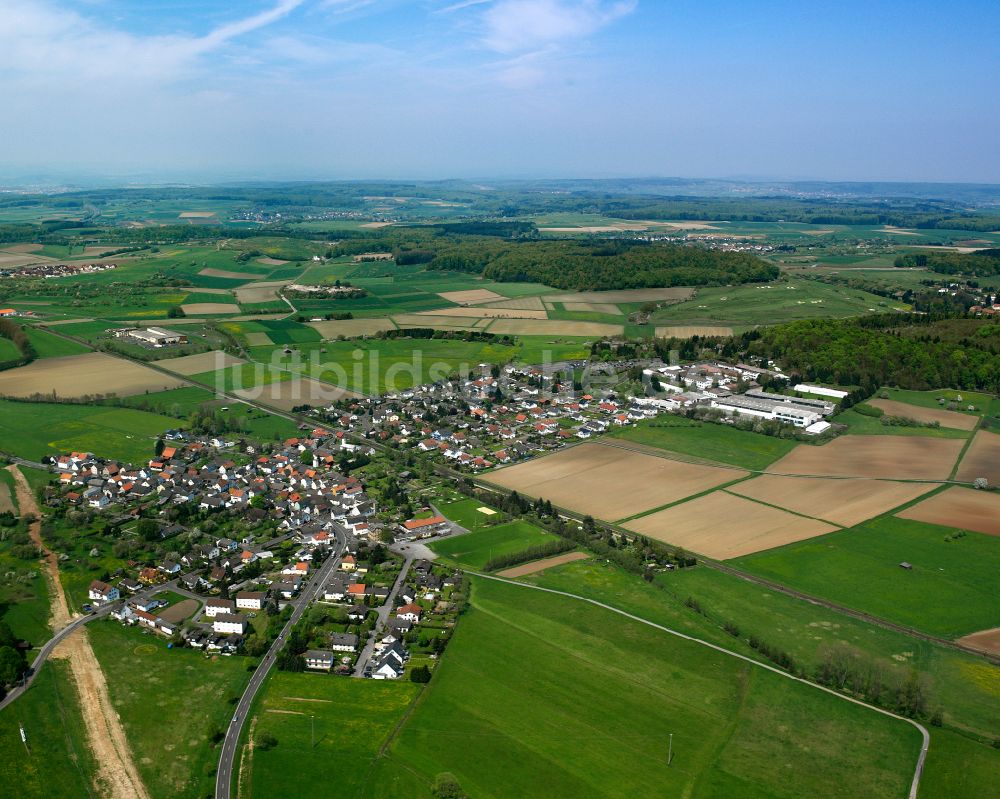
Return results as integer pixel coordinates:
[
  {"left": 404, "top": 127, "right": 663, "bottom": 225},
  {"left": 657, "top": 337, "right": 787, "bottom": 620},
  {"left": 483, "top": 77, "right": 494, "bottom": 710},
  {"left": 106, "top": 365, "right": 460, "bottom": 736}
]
[{"left": 482, "top": 0, "right": 636, "bottom": 53}]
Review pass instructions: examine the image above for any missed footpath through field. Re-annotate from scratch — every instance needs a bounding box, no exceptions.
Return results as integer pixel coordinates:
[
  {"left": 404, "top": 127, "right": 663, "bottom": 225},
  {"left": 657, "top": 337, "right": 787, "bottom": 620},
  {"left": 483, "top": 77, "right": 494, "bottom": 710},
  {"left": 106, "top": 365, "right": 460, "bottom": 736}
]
[
  {"left": 7, "top": 465, "right": 150, "bottom": 799},
  {"left": 468, "top": 571, "right": 931, "bottom": 799}
]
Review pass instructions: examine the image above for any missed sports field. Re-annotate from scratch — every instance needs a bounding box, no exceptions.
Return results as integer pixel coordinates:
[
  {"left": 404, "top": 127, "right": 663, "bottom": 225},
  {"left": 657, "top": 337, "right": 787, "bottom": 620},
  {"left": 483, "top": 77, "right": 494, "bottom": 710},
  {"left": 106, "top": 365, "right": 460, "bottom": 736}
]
[
  {"left": 728, "top": 475, "right": 936, "bottom": 527},
  {"left": 766, "top": 435, "right": 964, "bottom": 480},
  {"left": 0, "top": 352, "right": 185, "bottom": 398},
  {"left": 380, "top": 576, "right": 921, "bottom": 799},
  {"left": 624, "top": 491, "right": 839, "bottom": 558},
  {"left": 0, "top": 399, "right": 177, "bottom": 462},
  {"left": 896, "top": 486, "right": 1000, "bottom": 537},
  {"left": 732, "top": 515, "right": 1000, "bottom": 637},
  {"left": 488, "top": 443, "right": 742, "bottom": 522}
]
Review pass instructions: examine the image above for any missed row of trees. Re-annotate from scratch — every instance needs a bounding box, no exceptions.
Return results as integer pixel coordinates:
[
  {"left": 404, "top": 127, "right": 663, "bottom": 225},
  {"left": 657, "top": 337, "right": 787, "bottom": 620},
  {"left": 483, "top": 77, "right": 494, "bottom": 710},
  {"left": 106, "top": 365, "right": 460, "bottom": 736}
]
[
  {"left": 0, "top": 320, "right": 36, "bottom": 370},
  {"left": 896, "top": 249, "right": 1000, "bottom": 277}
]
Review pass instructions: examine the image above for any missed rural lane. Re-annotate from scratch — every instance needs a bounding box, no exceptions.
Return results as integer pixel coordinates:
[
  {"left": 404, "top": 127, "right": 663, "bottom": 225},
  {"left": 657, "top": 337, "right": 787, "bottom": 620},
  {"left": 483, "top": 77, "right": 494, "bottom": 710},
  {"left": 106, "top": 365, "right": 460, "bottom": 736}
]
[
  {"left": 215, "top": 525, "right": 347, "bottom": 799},
  {"left": 470, "top": 572, "right": 931, "bottom": 799},
  {"left": 353, "top": 555, "right": 413, "bottom": 677}
]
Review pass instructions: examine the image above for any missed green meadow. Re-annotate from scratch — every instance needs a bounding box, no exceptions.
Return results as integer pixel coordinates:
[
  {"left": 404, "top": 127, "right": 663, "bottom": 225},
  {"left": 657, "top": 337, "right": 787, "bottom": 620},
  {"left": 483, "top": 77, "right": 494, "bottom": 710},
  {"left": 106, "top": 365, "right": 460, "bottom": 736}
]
[
  {"left": 0, "top": 400, "right": 176, "bottom": 462},
  {"left": 23, "top": 326, "right": 92, "bottom": 358},
  {"left": 377, "top": 576, "right": 920, "bottom": 799},
  {"left": 429, "top": 519, "right": 563, "bottom": 570},
  {"left": 731, "top": 516, "right": 1000, "bottom": 639},
  {"left": 0, "top": 661, "right": 96, "bottom": 798},
  {"left": 88, "top": 621, "right": 252, "bottom": 799},
  {"left": 241, "top": 673, "right": 421, "bottom": 799}
]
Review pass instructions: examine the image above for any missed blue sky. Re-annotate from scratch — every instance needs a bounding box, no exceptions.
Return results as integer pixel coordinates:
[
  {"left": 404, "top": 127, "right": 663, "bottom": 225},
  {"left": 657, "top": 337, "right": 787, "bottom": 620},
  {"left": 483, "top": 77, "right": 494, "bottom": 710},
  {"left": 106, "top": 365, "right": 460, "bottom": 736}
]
[{"left": 1, "top": 0, "right": 998, "bottom": 182}]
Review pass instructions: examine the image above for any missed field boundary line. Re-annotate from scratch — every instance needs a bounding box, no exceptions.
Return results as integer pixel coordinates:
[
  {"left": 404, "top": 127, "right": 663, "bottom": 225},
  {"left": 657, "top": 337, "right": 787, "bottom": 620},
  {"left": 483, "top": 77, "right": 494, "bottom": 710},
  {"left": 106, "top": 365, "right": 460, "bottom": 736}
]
[{"left": 470, "top": 572, "right": 930, "bottom": 799}]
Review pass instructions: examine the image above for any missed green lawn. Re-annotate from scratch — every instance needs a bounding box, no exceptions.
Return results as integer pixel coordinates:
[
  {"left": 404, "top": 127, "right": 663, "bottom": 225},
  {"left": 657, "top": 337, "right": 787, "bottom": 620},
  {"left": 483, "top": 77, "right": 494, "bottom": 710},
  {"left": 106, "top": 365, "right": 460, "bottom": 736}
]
[
  {"left": 920, "top": 728, "right": 1000, "bottom": 799},
  {"left": 0, "top": 400, "right": 177, "bottom": 462},
  {"left": 435, "top": 498, "right": 499, "bottom": 530},
  {"left": 242, "top": 672, "right": 421, "bottom": 799},
  {"left": 429, "top": 520, "right": 563, "bottom": 570},
  {"left": 608, "top": 416, "right": 798, "bottom": 470},
  {"left": 0, "top": 661, "right": 96, "bottom": 798},
  {"left": 379, "top": 576, "right": 921, "bottom": 799},
  {"left": 732, "top": 516, "right": 1000, "bottom": 638},
  {"left": 87, "top": 620, "right": 252, "bottom": 799},
  {"left": 880, "top": 387, "right": 993, "bottom": 416},
  {"left": 0, "top": 337, "right": 21, "bottom": 361}
]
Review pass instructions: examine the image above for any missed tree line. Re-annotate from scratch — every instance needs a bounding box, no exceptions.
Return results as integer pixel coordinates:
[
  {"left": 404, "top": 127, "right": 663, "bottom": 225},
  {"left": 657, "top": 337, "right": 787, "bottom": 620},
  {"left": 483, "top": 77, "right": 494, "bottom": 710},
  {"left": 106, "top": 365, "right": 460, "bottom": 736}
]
[
  {"left": 0, "top": 320, "right": 36, "bottom": 371},
  {"left": 896, "top": 249, "right": 1000, "bottom": 277}
]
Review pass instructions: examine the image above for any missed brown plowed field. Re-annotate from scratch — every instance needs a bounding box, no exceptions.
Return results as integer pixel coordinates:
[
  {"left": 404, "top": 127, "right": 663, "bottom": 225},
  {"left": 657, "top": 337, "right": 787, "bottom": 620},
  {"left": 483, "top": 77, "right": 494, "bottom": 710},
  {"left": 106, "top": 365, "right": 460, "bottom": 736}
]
[
  {"left": 0, "top": 352, "right": 184, "bottom": 398},
  {"left": 867, "top": 398, "right": 979, "bottom": 430},
  {"left": 180, "top": 302, "right": 241, "bottom": 315},
  {"left": 729, "top": 475, "right": 936, "bottom": 527},
  {"left": 766, "top": 435, "right": 964, "bottom": 480},
  {"left": 896, "top": 486, "right": 1000, "bottom": 537},
  {"left": 488, "top": 319, "right": 624, "bottom": 337},
  {"left": 308, "top": 318, "right": 397, "bottom": 338},
  {"left": 437, "top": 289, "right": 505, "bottom": 304},
  {"left": 955, "top": 429, "right": 1000, "bottom": 486},
  {"left": 624, "top": 491, "right": 839, "bottom": 559},
  {"left": 235, "top": 376, "right": 356, "bottom": 410},
  {"left": 480, "top": 297, "right": 546, "bottom": 311},
  {"left": 957, "top": 627, "right": 1000, "bottom": 657},
  {"left": 418, "top": 307, "right": 549, "bottom": 319},
  {"left": 198, "top": 268, "right": 262, "bottom": 280},
  {"left": 487, "top": 443, "right": 742, "bottom": 521},
  {"left": 157, "top": 350, "right": 246, "bottom": 375},
  {"left": 497, "top": 551, "right": 590, "bottom": 578}
]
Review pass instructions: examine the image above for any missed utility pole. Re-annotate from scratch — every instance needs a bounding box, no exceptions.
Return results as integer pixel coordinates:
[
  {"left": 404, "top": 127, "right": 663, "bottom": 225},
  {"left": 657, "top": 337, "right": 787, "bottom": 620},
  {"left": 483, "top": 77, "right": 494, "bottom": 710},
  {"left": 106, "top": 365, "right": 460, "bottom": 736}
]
[{"left": 668, "top": 733, "right": 673, "bottom": 766}]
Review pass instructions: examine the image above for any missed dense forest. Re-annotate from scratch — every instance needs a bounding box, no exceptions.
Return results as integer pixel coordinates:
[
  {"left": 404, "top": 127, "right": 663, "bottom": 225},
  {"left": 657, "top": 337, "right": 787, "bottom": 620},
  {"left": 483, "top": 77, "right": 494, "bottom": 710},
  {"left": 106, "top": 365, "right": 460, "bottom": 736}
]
[
  {"left": 895, "top": 249, "right": 1000, "bottom": 277},
  {"left": 739, "top": 315, "right": 1000, "bottom": 392}
]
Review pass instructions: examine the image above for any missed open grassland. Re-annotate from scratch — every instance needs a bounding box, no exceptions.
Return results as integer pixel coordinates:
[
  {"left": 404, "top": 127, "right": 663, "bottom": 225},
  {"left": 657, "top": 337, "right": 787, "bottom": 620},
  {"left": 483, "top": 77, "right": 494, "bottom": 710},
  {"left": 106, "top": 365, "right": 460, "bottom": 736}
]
[
  {"left": 897, "top": 486, "right": 1000, "bottom": 537},
  {"left": 488, "top": 443, "right": 742, "bottom": 522},
  {"left": 0, "top": 661, "right": 96, "bottom": 798},
  {"left": 382, "top": 576, "right": 920, "bottom": 799},
  {"left": 527, "top": 558, "right": 1000, "bottom": 750},
  {"left": 88, "top": 620, "right": 251, "bottom": 799},
  {"left": 732, "top": 516, "right": 1000, "bottom": 638},
  {"left": 608, "top": 417, "right": 797, "bottom": 470},
  {"left": 307, "top": 318, "right": 397, "bottom": 338},
  {"left": 729, "top": 475, "right": 936, "bottom": 527},
  {"left": 155, "top": 350, "right": 246, "bottom": 376},
  {"left": 920, "top": 729, "right": 1000, "bottom": 799},
  {"left": 0, "top": 337, "right": 20, "bottom": 361},
  {"left": 867, "top": 398, "right": 979, "bottom": 430},
  {"left": 955, "top": 429, "right": 1000, "bottom": 486},
  {"left": 0, "top": 399, "right": 176, "bottom": 462},
  {"left": 767, "top": 435, "right": 964, "bottom": 480},
  {"left": 625, "top": 491, "right": 839, "bottom": 559},
  {"left": 545, "top": 287, "right": 694, "bottom": 303},
  {"left": 429, "top": 520, "right": 563, "bottom": 570},
  {"left": 27, "top": 327, "right": 89, "bottom": 359},
  {"left": 0, "top": 352, "right": 185, "bottom": 399},
  {"left": 242, "top": 673, "right": 421, "bottom": 799},
  {"left": 880, "top": 387, "right": 993, "bottom": 415},
  {"left": 653, "top": 280, "right": 902, "bottom": 326}
]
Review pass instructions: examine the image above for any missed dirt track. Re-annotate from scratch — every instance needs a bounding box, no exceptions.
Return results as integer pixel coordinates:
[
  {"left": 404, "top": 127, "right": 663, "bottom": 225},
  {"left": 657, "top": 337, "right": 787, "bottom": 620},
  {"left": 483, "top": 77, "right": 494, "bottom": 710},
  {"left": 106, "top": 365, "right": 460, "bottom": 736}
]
[{"left": 9, "top": 465, "right": 149, "bottom": 799}]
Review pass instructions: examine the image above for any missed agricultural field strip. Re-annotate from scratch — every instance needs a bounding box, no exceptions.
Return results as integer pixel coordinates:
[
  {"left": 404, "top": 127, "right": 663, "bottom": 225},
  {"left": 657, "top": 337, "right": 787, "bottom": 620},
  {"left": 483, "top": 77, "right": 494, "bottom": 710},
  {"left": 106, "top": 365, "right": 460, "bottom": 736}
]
[
  {"left": 596, "top": 439, "right": 973, "bottom": 486},
  {"left": 468, "top": 572, "right": 929, "bottom": 799}
]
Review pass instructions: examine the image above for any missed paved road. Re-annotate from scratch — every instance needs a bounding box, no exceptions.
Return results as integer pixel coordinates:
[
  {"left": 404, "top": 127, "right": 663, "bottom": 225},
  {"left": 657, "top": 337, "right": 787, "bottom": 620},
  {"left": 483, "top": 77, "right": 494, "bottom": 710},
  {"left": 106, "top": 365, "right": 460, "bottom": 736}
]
[
  {"left": 0, "top": 605, "right": 115, "bottom": 712},
  {"left": 352, "top": 556, "right": 413, "bottom": 678},
  {"left": 471, "top": 572, "right": 931, "bottom": 799},
  {"left": 215, "top": 526, "right": 346, "bottom": 799}
]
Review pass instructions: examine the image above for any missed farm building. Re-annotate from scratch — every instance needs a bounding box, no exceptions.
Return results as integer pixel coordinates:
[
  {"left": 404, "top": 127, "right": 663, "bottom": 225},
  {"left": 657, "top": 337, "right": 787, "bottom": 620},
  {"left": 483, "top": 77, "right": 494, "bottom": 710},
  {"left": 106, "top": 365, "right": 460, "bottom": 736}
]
[{"left": 710, "top": 395, "right": 823, "bottom": 428}]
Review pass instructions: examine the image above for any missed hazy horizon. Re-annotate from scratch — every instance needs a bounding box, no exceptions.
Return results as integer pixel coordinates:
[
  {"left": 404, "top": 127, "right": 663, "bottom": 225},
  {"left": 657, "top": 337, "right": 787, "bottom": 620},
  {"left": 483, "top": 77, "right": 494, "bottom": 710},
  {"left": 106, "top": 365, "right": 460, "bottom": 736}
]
[{"left": 3, "top": 0, "right": 999, "bottom": 183}]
